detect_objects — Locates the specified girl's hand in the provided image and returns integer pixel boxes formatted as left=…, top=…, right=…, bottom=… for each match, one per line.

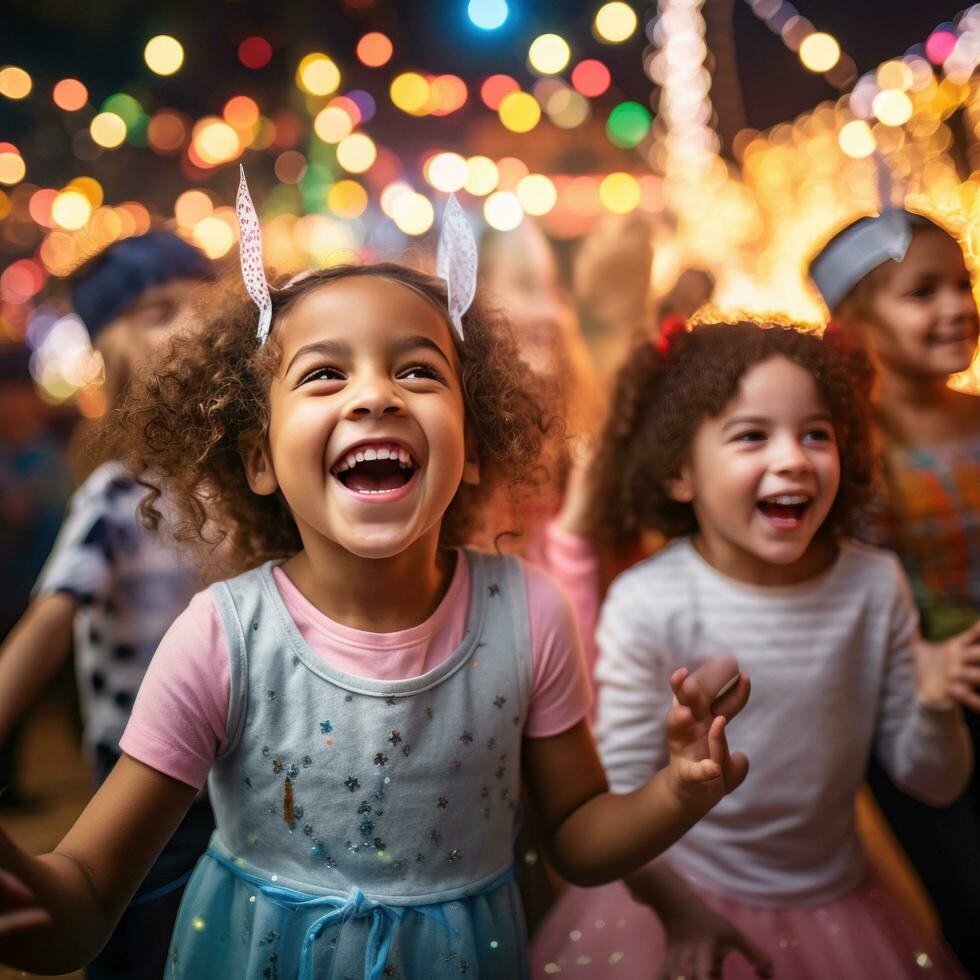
left=914, top=621, right=980, bottom=711
left=656, top=899, right=773, bottom=980
left=666, top=656, right=750, bottom=810
left=0, top=867, right=51, bottom=936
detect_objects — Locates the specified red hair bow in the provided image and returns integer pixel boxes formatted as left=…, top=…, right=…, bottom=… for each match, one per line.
left=655, top=314, right=688, bottom=355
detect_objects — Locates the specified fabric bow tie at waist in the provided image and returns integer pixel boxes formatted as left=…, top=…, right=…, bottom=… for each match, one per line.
left=206, top=848, right=453, bottom=980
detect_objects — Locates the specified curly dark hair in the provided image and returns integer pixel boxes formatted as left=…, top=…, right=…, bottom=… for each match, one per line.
left=590, top=320, right=876, bottom=544
left=112, top=263, right=557, bottom=574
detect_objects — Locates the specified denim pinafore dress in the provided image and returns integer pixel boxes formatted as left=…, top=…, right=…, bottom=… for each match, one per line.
left=167, top=550, right=533, bottom=979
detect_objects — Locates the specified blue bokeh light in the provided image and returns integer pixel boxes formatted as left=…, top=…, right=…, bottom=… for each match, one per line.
left=468, top=0, right=508, bottom=30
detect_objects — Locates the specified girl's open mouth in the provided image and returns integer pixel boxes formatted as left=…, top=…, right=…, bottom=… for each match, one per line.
left=331, top=444, right=418, bottom=496
left=756, top=494, right=810, bottom=530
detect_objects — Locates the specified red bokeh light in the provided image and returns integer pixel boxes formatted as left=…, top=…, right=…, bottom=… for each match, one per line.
left=481, top=74, right=519, bottom=110
left=571, top=60, right=611, bottom=98
left=239, top=36, right=272, bottom=70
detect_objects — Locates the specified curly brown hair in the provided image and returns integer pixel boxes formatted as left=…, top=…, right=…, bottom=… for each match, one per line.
left=112, top=263, right=557, bottom=574
left=590, top=320, right=875, bottom=544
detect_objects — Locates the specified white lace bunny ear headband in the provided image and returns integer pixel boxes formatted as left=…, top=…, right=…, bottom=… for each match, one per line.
left=236, top=165, right=478, bottom=344
left=808, top=152, right=933, bottom=311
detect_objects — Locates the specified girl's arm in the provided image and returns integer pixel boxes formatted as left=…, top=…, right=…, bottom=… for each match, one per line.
left=0, top=593, right=77, bottom=745
left=0, top=754, right=197, bottom=973
left=522, top=659, right=749, bottom=886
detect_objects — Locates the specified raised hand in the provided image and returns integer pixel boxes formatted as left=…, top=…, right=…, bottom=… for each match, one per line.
left=665, top=654, right=751, bottom=810
left=914, top=620, right=980, bottom=711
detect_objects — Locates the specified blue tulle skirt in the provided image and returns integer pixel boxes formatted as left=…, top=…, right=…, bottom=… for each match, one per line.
left=166, top=847, right=528, bottom=979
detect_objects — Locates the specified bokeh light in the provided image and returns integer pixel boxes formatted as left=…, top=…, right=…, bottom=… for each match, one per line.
left=571, top=60, right=611, bottom=98
left=390, top=72, right=429, bottom=115
left=427, top=152, right=468, bottom=192
left=144, top=36, right=184, bottom=76
left=357, top=32, right=393, bottom=67
left=224, top=95, right=260, bottom=129
left=546, top=87, right=590, bottom=128
left=468, top=0, right=508, bottom=30
left=594, top=3, right=638, bottom=44
left=599, top=172, right=641, bottom=213
left=925, top=30, right=957, bottom=66
left=297, top=54, right=341, bottom=96
left=313, top=105, right=354, bottom=143
left=606, top=101, right=652, bottom=148
left=51, top=190, right=93, bottom=230
left=481, top=75, right=520, bottom=110
left=90, top=112, right=127, bottom=148
left=175, top=189, right=213, bottom=229
left=838, top=119, right=876, bottom=157
left=0, top=152, right=26, bottom=186
left=516, top=174, right=557, bottom=215
left=147, top=111, right=187, bottom=153
left=239, top=36, right=272, bottom=69
left=499, top=91, right=541, bottom=132
left=336, top=133, right=377, bottom=173
left=428, top=75, right=468, bottom=115
left=52, top=79, right=87, bottom=112
left=799, top=33, right=841, bottom=73
left=69, top=176, right=103, bottom=209
left=528, top=34, right=571, bottom=76
left=877, top=60, right=913, bottom=92
left=872, top=89, right=913, bottom=126
left=484, top=191, right=523, bottom=230
left=464, top=156, right=499, bottom=196
left=193, top=118, right=241, bottom=164
left=274, top=150, right=308, bottom=184
left=328, top=180, right=368, bottom=219
left=192, top=216, right=235, bottom=258
left=391, top=192, right=434, bottom=235
left=0, top=67, right=32, bottom=100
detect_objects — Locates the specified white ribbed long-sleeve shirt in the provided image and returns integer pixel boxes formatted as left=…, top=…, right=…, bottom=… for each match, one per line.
left=595, top=537, right=973, bottom=905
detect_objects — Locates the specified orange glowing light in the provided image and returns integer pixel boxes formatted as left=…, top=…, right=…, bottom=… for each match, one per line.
left=357, top=32, right=393, bottom=68
left=223, top=95, right=260, bottom=129
left=52, top=78, right=88, bottom=112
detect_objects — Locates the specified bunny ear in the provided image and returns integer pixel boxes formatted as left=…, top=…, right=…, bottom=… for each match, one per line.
left=236, top=165, right=273, bottom=343
left=871, top=152, right=913, bottom=261
left=436, top=193, right=477, bottom=342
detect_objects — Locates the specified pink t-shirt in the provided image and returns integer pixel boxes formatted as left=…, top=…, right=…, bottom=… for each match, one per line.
left=120, top=552, right=592, bottom=789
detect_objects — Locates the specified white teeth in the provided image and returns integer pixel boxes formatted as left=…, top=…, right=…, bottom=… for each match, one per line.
left=766, top=494, right=808, bottom=505
left=363, top=448, right=378, bottom=461
left=346, top=454, right=357, bottom=470
left=332, top=444, right=417, bottom=475
left=355, top=451, right=365, bottom=463
left=377, top=448, right=390, bottom=460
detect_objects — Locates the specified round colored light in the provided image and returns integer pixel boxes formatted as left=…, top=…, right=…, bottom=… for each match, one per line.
left=328, top=180, right=368, bottom=219
left=528, top=34, right=571, bottom=76
left=194, top=119, right=240, bottom=164
left=481, top=74, right=520, bottom=110
left=224, top=95, right=260, bottom=129
left=174, top=189, right=213, bottom=229
left=599, top=172, right=641, bottom=213
left=0, top=152, right=25, bottom=186
left=546, top=88, right=590, bottom=128
left=925, top=30, right=957, bottom=66
left=428, top=75, right=468, bottom=115
left=571, top=60, right=611, bottom=98
left=357, top=32, right=393, bottom=67
left=297, top=54, right=341, bottom=96
left=516, top=174, right=557, bottom=216
left=346, top=90, right=377, bottom=124
left=239, top=36, right=272, bottom=70
left=102, top=93, right=143, bottom=128
left=838, top=119, right=876, bottom=158
left=799, top=32, right=840, bottom=73
left=468, top=0, right=508, bottom=30
left=499, top=91, right=540, bottom=133
left=29, top=188, right=57, bottom=226
left=594, top=2, right=638, bottom=44
left=390, top=72, right=430, bottom=115
left=51, top=190, right=92, bottom=230
left=872, top=89, right=913, bottom=127
left=52, top=78, right=88, bottom=112
left=0, top=67, right=32, bottom=100
left=68, top=176, right=103, bottom=208
left=495, top=156, right=529, bottom=190
left=147, top=111, right=187, bottom=153
left=464, top=156, right=499, bottom=196
left=336, top=133, right=377, bottom=173
left=193, top=217, right=235, bottom=259
left=274, top=150, right=307, bottom=184
left=391, top=192, right=435, bottom=236
left=484, top=191, right=523, bottom=231
left=427, top=152, right=468, bottom=193
left=876, top=60, right=913, bottom=92
left=606, top=101, right=651, bottom=148
left=90, top=112, right=127, bottom=148
left=144, top=36, right=184, bottom=76
left=313, top=105, right=353, bottom=143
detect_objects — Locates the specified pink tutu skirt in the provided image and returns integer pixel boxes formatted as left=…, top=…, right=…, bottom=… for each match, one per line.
left=532, top=869, right=966, bottom=979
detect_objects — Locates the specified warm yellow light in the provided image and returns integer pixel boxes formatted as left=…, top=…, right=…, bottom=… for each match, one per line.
left=464, top=156, right=499, bottom=196
left=336, top=133, right=377, bottom=173
left=144, top=36, right=184, bottom=76
left=0, top=66, right=32, bottom=100
left=838, top=119, right=876, bottom=158
left=297, top=54, right=341, bottom=96
left=327, top=180, right=368, bottom=219
left=390, top=72, right=430, bottom=115
left=484, top=191, right=523, bottom=230
left=547, top=88, right=590, bottom=129
left=175, top=189, right=213, bottom=229
left=194, top=119, right=240, bottom=164
left=499, top=91, right=541, bottom=133
left=798, top=33, right=840, bottom=73
left=313, top=106, right=353, bottom=144
left=873, top=89, right=913, bottom=127
left=594, top=3, right=638, bottom=44
left=427, top=152, right=468, bottom=193
left=68, top=176, right=104, bottom=209
left=599, top=172, right=641, bottom=213
left=0, top=152, right=25, bottom=186
left=391, top=192, right=435, bottom=235
left=528, top=34, right=571, bottom=76
left=877, top=60, right=913, bottom=92
left=516, top=174, right=557, bottom=216
left=193, top=217, right=235, bottom=258
left=51, top=190, right=93, bottom=230
left=380, top=181, right=412, bottom=217
left=90, top=112, right=127, bottom=148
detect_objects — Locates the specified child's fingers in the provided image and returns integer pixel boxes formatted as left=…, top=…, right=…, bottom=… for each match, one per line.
left=0, top=867, right=40, bottom=907
left=950, top=682, right=980, bottom=713
left=679, top=756, right=723, bottom=784
left=707, top=715, right=728, bottom=767
left=0, top=906, right=52, bottom=936
left=711, top=673, right=751, bottom=722
left=724, top=751, right=750, bottom=792
left=954, top=665, right=980, bottom=686
left=671, top=667, right=692, bottom=707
